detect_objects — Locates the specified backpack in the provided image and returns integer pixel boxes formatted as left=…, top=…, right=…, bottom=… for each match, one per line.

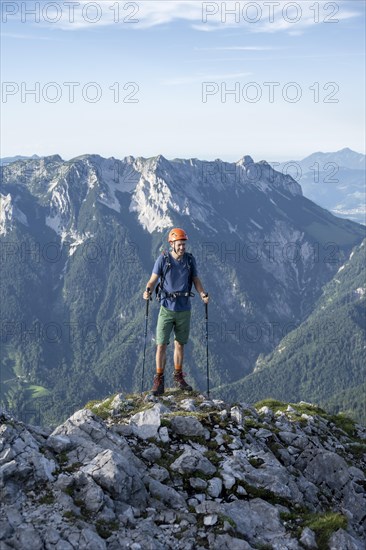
left=155, top=251, right=194, bottom=301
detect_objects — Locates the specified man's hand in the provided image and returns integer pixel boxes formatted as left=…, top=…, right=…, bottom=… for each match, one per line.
left=200, top=292, right=209, bottom=304
left=143, top=288, right=152, bottom=300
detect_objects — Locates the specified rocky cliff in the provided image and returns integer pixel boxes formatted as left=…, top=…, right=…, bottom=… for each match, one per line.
left=1, top=391, right=365, bottom=549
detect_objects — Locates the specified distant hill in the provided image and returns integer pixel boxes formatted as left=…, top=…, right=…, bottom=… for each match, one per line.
left=214, top=239, right=366, bottom=423
left=270, top=148, right=365, bottom=225
left=0, top=154, right=41, bottom=166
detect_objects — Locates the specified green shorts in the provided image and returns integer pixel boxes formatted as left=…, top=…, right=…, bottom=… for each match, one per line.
left=156, top=306, right=191, bottom=345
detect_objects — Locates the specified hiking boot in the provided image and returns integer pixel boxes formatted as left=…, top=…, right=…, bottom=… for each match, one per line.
left=151, top=374, right=165, bottom=396
left=174, top=371, right=193, bottom=391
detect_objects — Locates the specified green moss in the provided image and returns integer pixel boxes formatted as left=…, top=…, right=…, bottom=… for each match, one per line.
left=204, top=449, right=221, bottom=466
left=38, top=492, right=55, bottom=505
left=63, top=461, right=82, bottom=473
left=304, top=512, right=347, bottom=548
left=218, top=514, right=236, bottom=528
left=254, top=399, right=327, bottom=419
left=248, top=456, right=265, bottom=468
left=255, top=398, right=288, bottom=412
left=160, top=417, right=171, bottom=428
left=58, top=450, right=68, bottom=465
left=95, top=519, right=119, bottom=539
left=63, top=510, right=77, bottom=520
left=327, top=413, right=357, bottom=438
left=346, top=442, right=366, bottom=459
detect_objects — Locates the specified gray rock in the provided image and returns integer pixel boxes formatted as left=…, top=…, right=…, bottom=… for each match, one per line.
left=141, top=444, right=162, bottom=462
left=189, top=477, right=208, bottom=490
left=73, top=471, right=105, bottom=512
left=16, top=525, right=43, bottom=550
left=300, top=527, right=318, bottom=548
left=223, top=498, right=285, bottom=545
left=129, top=405, right=162, bottom=440
left=47, top=434, right=72, bottom=453
left=171, top=449, right=216, bottom=476
left=82, top=449, right=147, bottom=507
left=303, top=451, right=350, bottom=491
left=158, top=426, right=170, bottom=443
left=230, top=406, right=243, bottom=424
left=110, top=393, right=125, bottom=412
left=209, top=534, right=254, bottom=549
left=207, top=477, right=223, bottom=498
left=180, top=399, right=197, bottom=412
left=328, top=529, right=365, bottom=550
left=170, top=416, right=206, bottom=437
left=204, top=514, right=218, bottom=525
left=78, top=528, right=107, bottom=550
left=149, top=464, right=170, bottom=482
left=148, top=479, right=187, bottom=510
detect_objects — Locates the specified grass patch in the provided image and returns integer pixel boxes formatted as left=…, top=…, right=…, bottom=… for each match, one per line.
left=38, top=492, right=55, bottom=505
left=345, top=442, right=366, bottom=459
left=304, top=512, right=347, bottom=548
left=95, top=519, right=119, bottom=539
left=327, top=413, right=357, bottom=438
left=28, top=385, right=50, bottom=398
left=255, top=399, right=288, bottom=412
left=204, top=449, right=221, bottom=466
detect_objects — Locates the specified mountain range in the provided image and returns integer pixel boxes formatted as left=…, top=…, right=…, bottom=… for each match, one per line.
left=0, top=152, right=365, bottom=426
left=270, top=148, right=365, bottom=225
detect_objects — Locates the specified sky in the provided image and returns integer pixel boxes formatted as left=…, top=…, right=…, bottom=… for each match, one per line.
left=1, top=0, right=365, bottom=162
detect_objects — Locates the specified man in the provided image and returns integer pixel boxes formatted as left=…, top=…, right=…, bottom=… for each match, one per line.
left=143, top=228, right=209, bottom=396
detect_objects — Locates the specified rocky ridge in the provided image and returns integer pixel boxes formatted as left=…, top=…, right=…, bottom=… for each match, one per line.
left=1, top=392, right=365, bottom=549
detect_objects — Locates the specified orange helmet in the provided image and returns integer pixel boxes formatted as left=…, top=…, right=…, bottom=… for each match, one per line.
left=168, top=228, right=188, bottom=242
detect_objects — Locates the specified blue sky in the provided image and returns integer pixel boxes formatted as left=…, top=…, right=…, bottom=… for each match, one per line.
left=1, top=0, right=365, bottom=161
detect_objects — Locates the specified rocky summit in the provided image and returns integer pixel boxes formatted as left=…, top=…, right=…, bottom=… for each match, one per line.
left=0, top=391, right=365, bottom=550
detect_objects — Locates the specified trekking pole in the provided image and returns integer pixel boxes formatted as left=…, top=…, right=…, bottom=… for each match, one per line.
left=204, top=298, right=210, bottom=398
left=141, top=288, right=151, bottom=394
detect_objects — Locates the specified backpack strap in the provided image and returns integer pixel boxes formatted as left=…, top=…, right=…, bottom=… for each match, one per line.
left=155, top=252, right=171, bottom=301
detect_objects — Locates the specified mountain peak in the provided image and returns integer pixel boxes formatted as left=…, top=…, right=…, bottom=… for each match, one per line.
left=238, top=155, right=254, bottom=165
left=1, top=393, right=365, bottom=549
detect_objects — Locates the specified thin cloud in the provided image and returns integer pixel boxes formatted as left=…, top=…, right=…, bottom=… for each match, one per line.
left=162, top=71, right=252, bottom=86
left=195, top=46, right=276, bottom=51
left=1, top=33, right=51, bottom=40
left=20, top=1, right=362, bottom=33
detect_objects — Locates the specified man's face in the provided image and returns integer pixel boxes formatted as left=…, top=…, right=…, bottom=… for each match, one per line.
left=173, top=240, right=186, bottom=257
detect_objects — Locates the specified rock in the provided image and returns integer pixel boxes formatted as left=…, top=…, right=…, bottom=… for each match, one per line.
left=82, top=449, right=147, bottom=507
left=303, top=451, right=350, bottom=491
left=141, top=444, right=162, bottom=462
left=110, top=393, right=125, bottom=412
left=300, top=527, right=318, bottom=548
left=129, top=405, right=162, bottom=440
left=230, top=407, right=243, bottom=424
left=328, top=529, right=365, bottom=550
left=204, top=514, right=218, bottom=525
left=180, top=399, right=197, bottom=412
left=148, top=479, right=187, bottom=510
left=158, top=426, right=170, bottom=443
left=189, top=477, right=208, bottom=490
left=210, top=534, right=254, bottom=549
left=149, top=465, right=170, bottom=482
left=170, top=416, right=206, bottom=437
left=207, top=477, right=223, bottom=498
left=15, top=525, right=43, bottom=550
left=170, top=449, right=216, bottom=476
left=47, top=434, right=72, bottom=453
left=223, top=498, right=285, bottom=545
